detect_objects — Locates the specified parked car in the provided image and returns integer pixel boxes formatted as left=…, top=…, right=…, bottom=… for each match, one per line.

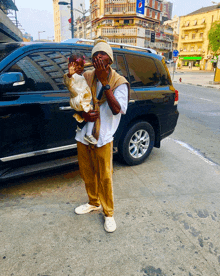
left=165, top=59, right=174, bottom=64
left=0, top=40, right=179, bottom=180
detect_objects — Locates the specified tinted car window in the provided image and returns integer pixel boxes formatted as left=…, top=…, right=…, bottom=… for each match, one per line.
left=0, top=43, right=22, bottom=62
left=154, top=58, right=171, bottom=85
left=125, top=54, right=159, bottom=87
left=116, top=55, right=129, bottom=81
left=6, top=50, right=92, bottom=92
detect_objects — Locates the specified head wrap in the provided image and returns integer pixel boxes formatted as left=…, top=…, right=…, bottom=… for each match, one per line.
left=91, top=39, right=114, bottom=64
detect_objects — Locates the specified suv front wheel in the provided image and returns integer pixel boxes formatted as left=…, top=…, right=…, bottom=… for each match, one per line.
left=118, top=121, right=155, bottom=166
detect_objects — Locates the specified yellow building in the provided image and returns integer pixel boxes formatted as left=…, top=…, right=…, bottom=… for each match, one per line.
left=178, top=5, right=220, bottom=71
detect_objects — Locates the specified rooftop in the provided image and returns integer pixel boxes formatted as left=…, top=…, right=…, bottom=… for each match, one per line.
left=187, top=4, right=220, bottom=16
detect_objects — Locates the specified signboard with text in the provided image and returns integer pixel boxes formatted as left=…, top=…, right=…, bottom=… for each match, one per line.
left=136, top=0, right=145, bottom=15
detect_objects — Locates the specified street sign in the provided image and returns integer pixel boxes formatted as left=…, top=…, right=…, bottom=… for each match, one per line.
left=173, top=50, right=179, bottom=57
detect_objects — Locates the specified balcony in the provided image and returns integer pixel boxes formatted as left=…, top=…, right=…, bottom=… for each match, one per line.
left=101, top=27, right=137, bottom=36
left=181, top=24, right=206, bottom=30
left=182, top=38, right=204, bottom=43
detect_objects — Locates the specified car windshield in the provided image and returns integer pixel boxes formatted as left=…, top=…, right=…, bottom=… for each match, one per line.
left=0, top=43, right=22, bottom=62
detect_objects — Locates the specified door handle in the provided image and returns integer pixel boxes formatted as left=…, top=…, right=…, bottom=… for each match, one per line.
left=59, top=106, right=72, bottom=111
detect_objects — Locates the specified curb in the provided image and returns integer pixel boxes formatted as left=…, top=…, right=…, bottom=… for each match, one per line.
left=173, top=81, right=220, bottom=89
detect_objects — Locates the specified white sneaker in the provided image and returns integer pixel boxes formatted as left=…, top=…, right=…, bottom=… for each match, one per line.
left=104, top=216, right=116, bottom=233
left=84, top=134, right=98, bottom=145
left=75, top=203, right=101, bottom=215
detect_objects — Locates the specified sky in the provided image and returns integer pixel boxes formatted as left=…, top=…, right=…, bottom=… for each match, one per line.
left=15, top=0, right=217, bottom=40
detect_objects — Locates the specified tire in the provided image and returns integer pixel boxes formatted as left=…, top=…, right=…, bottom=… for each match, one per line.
left=118, top=121, right=155, bottom=166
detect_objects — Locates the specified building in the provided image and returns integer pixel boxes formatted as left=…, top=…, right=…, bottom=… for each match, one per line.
left=91, top=0, right=163, bottom=48
left=52, top=0, right=174, bottom=54
left=163, top=15, right=180, bottom=51
left=74, top=16, right=92, bottom=39
left=164, top=15, right=180, bottom=35
left=90, top=0, right=174, bottom=54
left=163, top=1, right=172, bottom=20
left=53, top=0, right=86, bottom=42
left=178, top=5, right=220, bottom=70
left=23, top=32, right=33, bottom=42
left=0, top=0, right=23, bottom=43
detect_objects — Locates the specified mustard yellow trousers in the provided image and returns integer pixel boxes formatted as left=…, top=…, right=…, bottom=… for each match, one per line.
left=77, top=141, right=114, bottom=217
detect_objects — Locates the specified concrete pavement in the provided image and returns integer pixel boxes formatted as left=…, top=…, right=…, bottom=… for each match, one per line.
left=168, top=67, right=220, bottom=90
left=0, top=137, right=220, bottom=276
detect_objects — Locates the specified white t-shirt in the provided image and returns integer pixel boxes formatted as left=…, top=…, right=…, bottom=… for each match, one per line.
left=75, top=81, right=128, bottom=147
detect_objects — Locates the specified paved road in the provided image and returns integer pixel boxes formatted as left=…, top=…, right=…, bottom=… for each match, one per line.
left=1, top=82, right=220, bottom=276
left=171, top=83, right=220, bottom=166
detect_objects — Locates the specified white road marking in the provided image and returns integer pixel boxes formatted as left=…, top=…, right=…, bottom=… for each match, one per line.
left=168, top=138, right=218, bottom=166
left=180, top=93, right=215, bottom=103
left=199, top=98, right=213, bottom=102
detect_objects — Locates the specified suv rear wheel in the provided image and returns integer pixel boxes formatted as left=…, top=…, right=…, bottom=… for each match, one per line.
left=118, top=121, right=155, bottom=166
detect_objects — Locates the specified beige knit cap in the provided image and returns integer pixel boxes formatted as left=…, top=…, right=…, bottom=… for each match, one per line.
left=91, top=39, right=114, bottom=64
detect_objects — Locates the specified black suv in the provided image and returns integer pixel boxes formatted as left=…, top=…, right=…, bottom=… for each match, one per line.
left=0, top=41, right=179, bottom=180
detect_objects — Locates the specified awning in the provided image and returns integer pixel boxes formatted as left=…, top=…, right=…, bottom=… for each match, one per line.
left=179, top=56, right=202, bottom=60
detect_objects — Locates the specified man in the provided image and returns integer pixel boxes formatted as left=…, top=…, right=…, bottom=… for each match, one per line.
left=68, top=39, right=129, bottom=232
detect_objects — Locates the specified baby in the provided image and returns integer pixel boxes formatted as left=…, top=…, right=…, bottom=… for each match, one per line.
left=64, top=54, right=97, bottom=145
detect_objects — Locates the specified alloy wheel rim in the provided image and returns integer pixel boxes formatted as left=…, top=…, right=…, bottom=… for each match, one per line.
left=129, top=129, right=150, bottom=159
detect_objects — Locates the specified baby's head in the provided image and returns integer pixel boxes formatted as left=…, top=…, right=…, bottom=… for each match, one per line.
left=68, top=54, right=85, bottom=75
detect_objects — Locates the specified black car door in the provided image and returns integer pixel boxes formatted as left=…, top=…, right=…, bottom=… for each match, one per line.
left=0, top=48, right=91, bottom=162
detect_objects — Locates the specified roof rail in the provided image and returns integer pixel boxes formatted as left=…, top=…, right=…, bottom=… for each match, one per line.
left=76, top=38, right=157, bottom=54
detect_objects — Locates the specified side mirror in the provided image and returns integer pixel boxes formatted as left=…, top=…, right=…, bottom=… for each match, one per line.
left=0, top=72, right=26, bottom=94
left=0, top=72, right=25, bottom=86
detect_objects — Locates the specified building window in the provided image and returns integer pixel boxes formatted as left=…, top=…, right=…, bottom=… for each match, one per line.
left=152, top=0, right=155, bottom=8
left=200, top=33, right=203, bottom=38
left=192, top=34, right=195, bottom=39
left=155, top=12, right=157, bottom=19
left=145, top=29, right=150, bottom=36
left=194, top=20, right=197, bottom=26
left=191, top=47, right=194, bottom=52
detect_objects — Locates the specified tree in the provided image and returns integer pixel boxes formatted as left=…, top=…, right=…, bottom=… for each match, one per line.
left=208, top=21, right=220, bottom=54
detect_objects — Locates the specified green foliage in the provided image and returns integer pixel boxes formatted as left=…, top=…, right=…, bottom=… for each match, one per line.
left=208, top=21, right=220, bottom=54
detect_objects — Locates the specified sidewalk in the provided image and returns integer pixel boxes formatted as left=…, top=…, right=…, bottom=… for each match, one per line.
left=1, top=138, right=220, bottom=275
left=168, top=68, right=220, bottom=89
